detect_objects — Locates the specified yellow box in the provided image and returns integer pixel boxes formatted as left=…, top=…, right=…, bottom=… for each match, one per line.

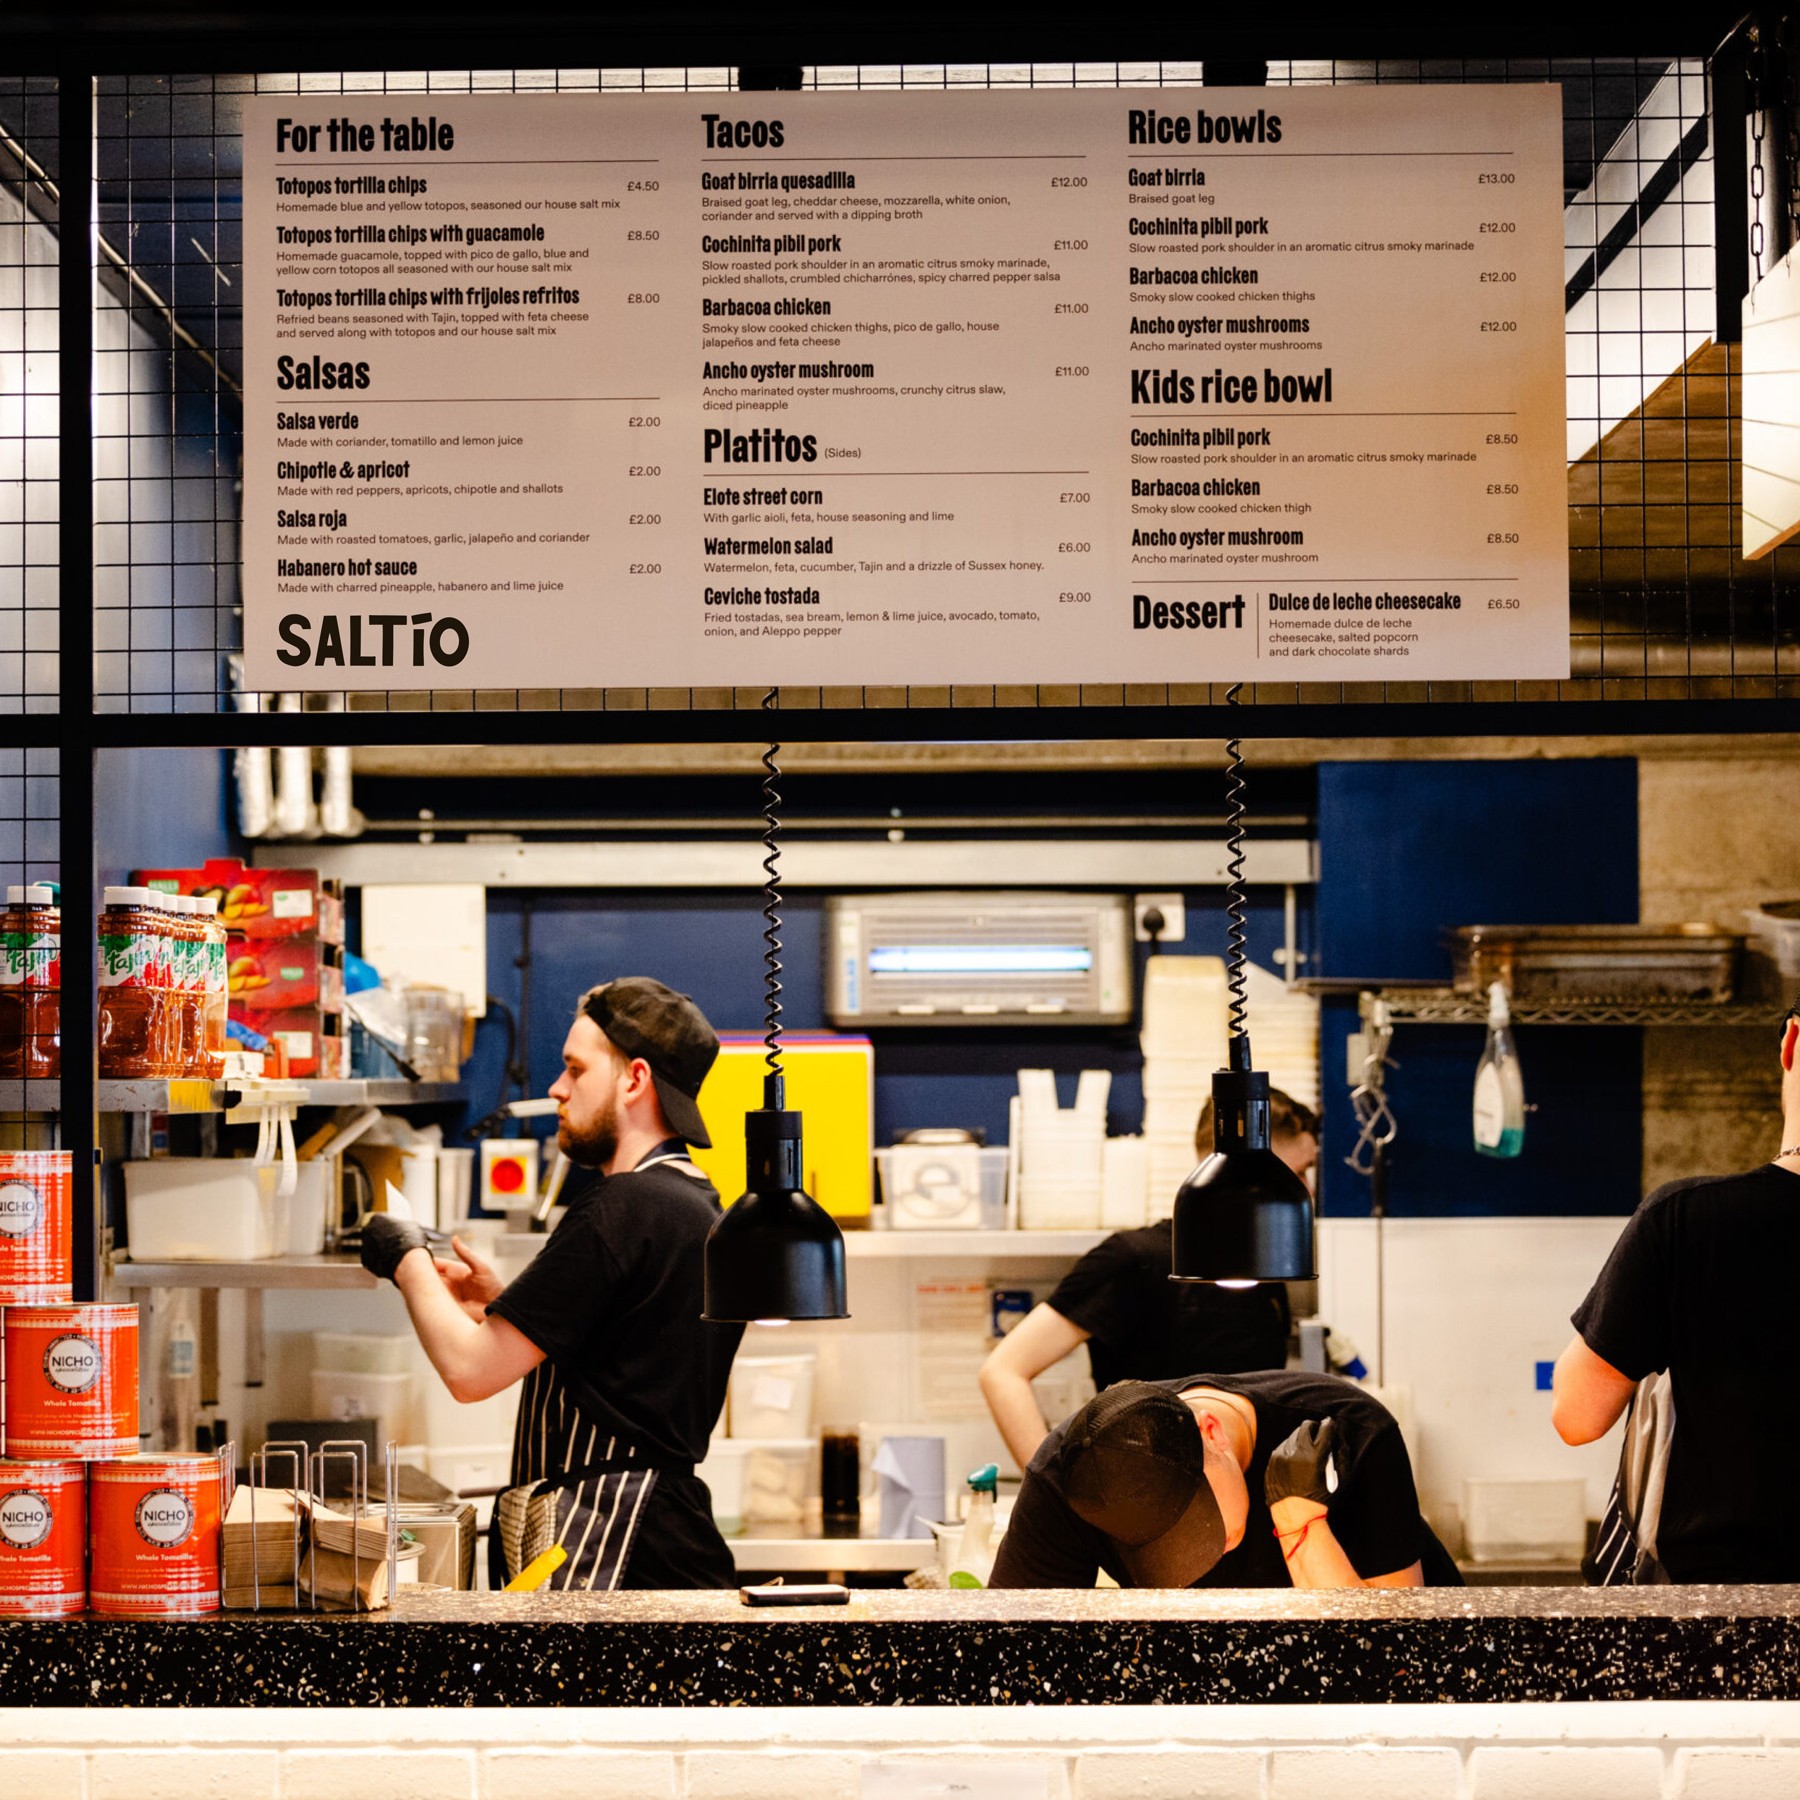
left=690, top=1034, right=874, bottom=1221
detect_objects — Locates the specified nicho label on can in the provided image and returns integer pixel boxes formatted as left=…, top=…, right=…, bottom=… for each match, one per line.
left=0, top=1489, right=54, bottom=1550
left=42, top=1335, right=102, bottom=1394
left=0, top=1180, right=42, bottom=1239
left=134, top=1490, right=195, bottom=1549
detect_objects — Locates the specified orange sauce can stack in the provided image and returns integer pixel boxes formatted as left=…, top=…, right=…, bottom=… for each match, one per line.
left=89, top=1455, right=222, bottom=1616
left=0, top=1459, right=85, bottom=1616
left=0, top=1150, right=72, bottom=1305
left=1, top=1303, right=139, bottom=1460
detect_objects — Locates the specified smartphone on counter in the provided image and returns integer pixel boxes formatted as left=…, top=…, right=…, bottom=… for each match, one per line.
left=738, top=1582, right=851, bottom=1606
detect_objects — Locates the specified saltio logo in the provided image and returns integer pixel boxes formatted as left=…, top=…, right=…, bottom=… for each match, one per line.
left=135, top=1489, right=194, bottom=1549
left=0, top=1489, right=53, bottom=1550
left=43, top=1334, right=101, bottom=1393
left=0, top=1180, right=42, bottom=1238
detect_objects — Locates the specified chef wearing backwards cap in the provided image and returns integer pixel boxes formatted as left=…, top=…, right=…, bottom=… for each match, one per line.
left=989, top=1372, right=1462, bottom=1589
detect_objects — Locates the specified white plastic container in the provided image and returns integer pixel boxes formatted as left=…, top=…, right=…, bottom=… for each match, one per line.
left=876, top=1145, right=1008, bottom=1230
left=123, top=1159, right=280, bottom=1262
left=312, top=1330, right=413, bottom=1375
left=310, top=1368, right=414, bottom=1445
left=728, top=1352, right=816, bottom=1439
left=697, top=1438, right=753, bottom=1536
left=1100, top=1137, right=1150, bottom=1230
left=740, top=1437, right=817, bottom=1525
left=282, top=1162, right=331, bottom=1257
left=1462, top=1476, right=1587, bottom=1563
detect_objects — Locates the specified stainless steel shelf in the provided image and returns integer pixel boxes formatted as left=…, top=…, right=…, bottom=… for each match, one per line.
left=1368, top=990, right=1776, bottom=1027
left=108, top=1253, right=377, bottom=1291
left=0, top=1078, right=465, bottom=1115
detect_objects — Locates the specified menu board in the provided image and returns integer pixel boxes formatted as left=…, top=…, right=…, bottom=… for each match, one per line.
left=242, top=87, right=1568, bottom=689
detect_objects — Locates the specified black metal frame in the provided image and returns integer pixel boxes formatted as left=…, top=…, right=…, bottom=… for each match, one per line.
left=4, top=12, right=1796, bottom=1296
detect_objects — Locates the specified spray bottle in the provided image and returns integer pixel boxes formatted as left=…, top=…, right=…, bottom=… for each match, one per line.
left=1472, top=980, right=1526, bottom=1159
left=948, top=1463, right=1000, bottom=1589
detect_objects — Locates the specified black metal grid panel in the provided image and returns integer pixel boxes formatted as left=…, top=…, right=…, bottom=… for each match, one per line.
left=0, top=76, right=60, bottom=717
left=0, top=745, right=60, bottom=1136
left=48, top=57, right=1797, bottom=714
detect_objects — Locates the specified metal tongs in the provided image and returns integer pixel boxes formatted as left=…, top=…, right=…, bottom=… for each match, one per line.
left=1345, top=993, right=1398, bottom=1176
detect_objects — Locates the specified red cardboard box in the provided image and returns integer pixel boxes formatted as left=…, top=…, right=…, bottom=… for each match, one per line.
left=242, top=1006, right=345, bottom=1079
left=226, top=935, right=344, bottom=1012
left=136, top=859, right=344, bottom=943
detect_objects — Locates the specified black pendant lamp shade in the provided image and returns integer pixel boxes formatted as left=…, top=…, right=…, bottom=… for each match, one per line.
left=1171, top=1060, right=1316, bottom=1282
left=701, top=699, right=849, bottom=1325
left=703, top=1073, right=849, bottom=1322
left=1171, top=693, right=1315, bottom=1285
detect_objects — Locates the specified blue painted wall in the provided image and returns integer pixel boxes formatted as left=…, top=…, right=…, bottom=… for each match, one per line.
left=455, top=885, right=1300, bottom=1161
left=1314, top=759, right=1641, bottom=1219
left=95, top=747, right=236, bottom=888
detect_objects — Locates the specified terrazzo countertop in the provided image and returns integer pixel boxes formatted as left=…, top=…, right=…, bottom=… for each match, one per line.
left=4, top=1586, right=1800, bottom=1706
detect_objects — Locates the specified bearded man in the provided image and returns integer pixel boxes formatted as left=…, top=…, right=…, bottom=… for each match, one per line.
left=360, top=978, right=743, bottom=1590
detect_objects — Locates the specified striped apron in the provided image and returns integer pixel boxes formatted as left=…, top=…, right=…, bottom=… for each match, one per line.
left=494, top=1149, right=707, bottom=1593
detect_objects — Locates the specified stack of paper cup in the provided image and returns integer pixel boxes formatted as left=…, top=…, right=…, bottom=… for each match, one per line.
left=1016, top=1068, right=1108, bottom=1229
left=1242, top=962, right=1321, bottom=1114
left=1140, top=957, right=1229, bottom=1216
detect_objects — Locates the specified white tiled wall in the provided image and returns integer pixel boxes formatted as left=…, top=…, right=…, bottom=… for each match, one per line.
left=8, top=1701, right=1800, bottom=1799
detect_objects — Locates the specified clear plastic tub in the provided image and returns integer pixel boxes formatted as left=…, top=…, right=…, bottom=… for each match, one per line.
left=728, top=1352, right=816, bottom=1438
left=123, top=1160, right=280, bottom=1262
left=738, top=1438, right=816, bottom=1525
left=1462, top=1476, right=1587, bottom=1563
left=875, top=1145, right=1008, bottom=1230
left=309, top=1369, right=414, bottom=1445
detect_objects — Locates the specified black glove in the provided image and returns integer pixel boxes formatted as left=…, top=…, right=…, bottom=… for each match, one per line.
left=1264, top=1418, right=1340, bottom=1508
left=359, top=1213, right=431, bottom=1282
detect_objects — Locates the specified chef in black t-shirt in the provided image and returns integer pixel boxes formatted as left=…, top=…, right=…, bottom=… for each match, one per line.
left=1551, top=995, right=1800, bottom=1582
left=989, top=1371, right=1461, bottom=1589
left=979, top=1090, right=1318, bottom=1471
left=360, top=977, right=744, bottom=1591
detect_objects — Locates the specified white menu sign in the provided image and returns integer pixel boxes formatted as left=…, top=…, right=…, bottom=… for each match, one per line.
left=242, top=87, right=1569, bottom=688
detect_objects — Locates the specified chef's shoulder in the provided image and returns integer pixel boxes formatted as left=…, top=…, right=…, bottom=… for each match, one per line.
left=589, top=1158, right=724, bottom=1255
left=1207, top=1367, right=1401, bottom=1431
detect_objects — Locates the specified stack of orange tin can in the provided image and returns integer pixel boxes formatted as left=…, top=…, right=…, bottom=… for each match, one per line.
left=0, top=1150, right=222, bottom=1617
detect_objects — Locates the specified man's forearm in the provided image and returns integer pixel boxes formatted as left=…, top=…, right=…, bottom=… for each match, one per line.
left=1272, top=1500, right=1361, bottom=1587
left=1268, top=1497, right=1417, bottom=1589
left=393, top=1248, right=529, bottom=1402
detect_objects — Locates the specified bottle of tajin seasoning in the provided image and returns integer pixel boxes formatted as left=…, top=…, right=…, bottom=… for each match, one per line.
left=97, top=887, right=165, bottom=1080
left=146, top=892, right=181, bottom=1077
left=170, top=895, right=206, bottom=1078
left=197, top=895, right=228, bottom=1080
left=0, top=884, right=59, bottom=1080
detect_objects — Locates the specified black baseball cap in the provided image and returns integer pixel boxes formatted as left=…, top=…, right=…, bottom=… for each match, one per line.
left=1045, top=1381, right=1227, bottom=1587
left=579, top=978, right=719, bottom=1149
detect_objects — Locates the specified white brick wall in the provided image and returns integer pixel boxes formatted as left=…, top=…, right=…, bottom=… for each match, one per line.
left=1467, top=1745, right=1666, bottom=1800
left=1074, top=1748, right=1264, bottom=1800
left=7, top=1701, right=1800, bottom=1796
left=1269, top=1747, right=1464, bottom=1800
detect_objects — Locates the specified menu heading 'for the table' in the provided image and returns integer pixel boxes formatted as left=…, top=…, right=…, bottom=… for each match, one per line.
left=242, top=86, right=1570, bottom=690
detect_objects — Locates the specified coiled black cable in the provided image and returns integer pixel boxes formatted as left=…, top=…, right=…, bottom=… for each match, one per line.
left=1223, top=680, right=1251, bottom=1072
left=761, top=687, right=784, bottom=1098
